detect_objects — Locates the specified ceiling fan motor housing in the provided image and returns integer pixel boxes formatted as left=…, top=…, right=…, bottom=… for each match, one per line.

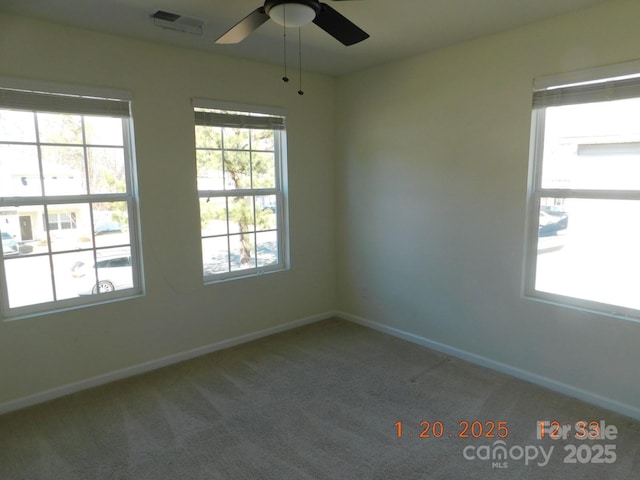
left=215, top=0, right=368, bottom=47
left=265, top=0, right=321, bottom=23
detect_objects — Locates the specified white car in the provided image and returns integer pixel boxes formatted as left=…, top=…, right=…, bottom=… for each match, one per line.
left=2, top=231, right=19, bottom=256
left=71, top=251, right=133, bottom=295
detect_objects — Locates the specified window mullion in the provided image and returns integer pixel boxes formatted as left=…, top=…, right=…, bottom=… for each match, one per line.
left=81, top=116, right=91, bottom=196
left=1, top=193, right=130, bottom=208
left=225, top=197, right=232, bottom=272
left=274, top=131, right=283, bottom=191
left=252, top=197, right=258, bottom=267
left=199, top=188, right=275, bottom=198
left=537, top=189, right=640, bottom=200
left=41, top=204, right=59, bottom=301
left=33, top=112, right=46, bottom=200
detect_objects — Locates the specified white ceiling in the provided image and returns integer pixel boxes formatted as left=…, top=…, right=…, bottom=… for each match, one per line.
left=0, top=0, right=610, bottom=76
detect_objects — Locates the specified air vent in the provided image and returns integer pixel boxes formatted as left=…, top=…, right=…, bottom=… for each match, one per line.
left=151, top=10, right=204, bottom=36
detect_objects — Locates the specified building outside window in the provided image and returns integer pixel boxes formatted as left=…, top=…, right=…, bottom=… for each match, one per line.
left=47, top=212, right=77, bottom=231
left=0, top=81, right=143, bottom=317
left=526, top=64, right=640, bottom=319
left=193, top=101, right=289, bottom=282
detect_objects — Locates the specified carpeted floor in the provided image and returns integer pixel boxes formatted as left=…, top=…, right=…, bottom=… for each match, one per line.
left=1, top=318, right=638, bottom=479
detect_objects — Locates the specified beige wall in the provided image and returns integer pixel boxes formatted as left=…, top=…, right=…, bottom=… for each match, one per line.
left=336, top=0, right=640, bottom=414
left=0, top=13, right=336, bottom=405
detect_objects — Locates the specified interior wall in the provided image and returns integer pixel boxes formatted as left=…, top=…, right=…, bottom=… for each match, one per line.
left=0, top=13, right=336, bottom=406
left=335, top=0, right=640, bottom=414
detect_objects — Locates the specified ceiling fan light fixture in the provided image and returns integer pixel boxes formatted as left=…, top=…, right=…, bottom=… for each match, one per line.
left=269, top=3, right=316, bottom=28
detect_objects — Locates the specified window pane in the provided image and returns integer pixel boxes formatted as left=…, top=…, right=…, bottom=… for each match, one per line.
left=37, top=112, right=83, bottom=144
left=223, top=127, right=249, bottom=150
left=53, top=251, right=88, bottom=300
left=228, top=196, right=254, bottom=233
left=251, top=129, right=274, bottom=151
left=95, top=247, right=132, bottom=294
left=69, top=247, right=133, bottom=295
left=0, top=205, right=49, bottom=256
left=255, top=195, right=277, bottom=231
left=535, top=198, right=640, bottom=311
left=542, top=98, right=640, bottom=190
left=257, top=231, right=278, bottom=267
left=0, top=110, right=35, bottom=142
left=0, top=145, right=42, bottom=196
left=229, top=233, right=256, bottom=271
left=196, top=150, right=224, bottom=191
left=47, top=204, right=82, bottom=252
left=224, top=151, right=251, bottom=189
left=41, top=146, right=87, bottom=195
left=87, top=147, right=126, bottom=194
left=4, top=255, right=54, bottom=308
left=202, top=236, right=229, bottom=275
left=68, top=250, right=97, bottom=295
left=252, top=152, right=275, bottom=188
left=195, top=125, right=222, bottom=149
left=84, top=116, right=123, bottom=146
left=200, top=198, right=228, bottom=236
left=93, top=201, right=130, bottom=248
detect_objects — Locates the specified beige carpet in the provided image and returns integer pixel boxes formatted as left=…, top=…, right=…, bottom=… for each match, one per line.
left=1, top=318, right=638, bottom=479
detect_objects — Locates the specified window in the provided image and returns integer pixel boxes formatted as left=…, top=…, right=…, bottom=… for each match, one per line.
left=0, top=81, right=142, bottom=317
left=47, top=212, right=77, bottom=231
left=525, top=64, right=640, bottom=319
left=193, top=101, right=288, bottom=282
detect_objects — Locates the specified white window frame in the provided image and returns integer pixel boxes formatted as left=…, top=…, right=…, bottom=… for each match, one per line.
left=193, top=99, right=289, bottom=283
left=524, top=60, right=640, bottom=321
left=0, top=78, right=143, bottom=319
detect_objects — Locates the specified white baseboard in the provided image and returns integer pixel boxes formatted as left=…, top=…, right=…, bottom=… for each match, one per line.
left=337, top=311, right=640, bottom=421
left=6, top=310, right=637, bottom=422
left=0, top=311, right=335, bottom=416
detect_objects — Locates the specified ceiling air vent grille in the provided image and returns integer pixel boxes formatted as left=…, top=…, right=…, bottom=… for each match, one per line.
left=151, top=10, right=204, bottom=36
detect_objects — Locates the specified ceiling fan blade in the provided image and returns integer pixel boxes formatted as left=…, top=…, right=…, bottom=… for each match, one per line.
left=313, top=3, right=369, bottom=46
left=215, top=7, right=270, bottom=44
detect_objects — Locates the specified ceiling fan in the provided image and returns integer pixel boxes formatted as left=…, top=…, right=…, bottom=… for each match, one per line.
left=215, top=0, right=369, bottom=46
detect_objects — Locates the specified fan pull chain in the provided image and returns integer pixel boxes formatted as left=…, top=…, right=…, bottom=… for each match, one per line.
left=282, top=5, right=289, bottom=82
left=298, top=27, right=304, bottom=95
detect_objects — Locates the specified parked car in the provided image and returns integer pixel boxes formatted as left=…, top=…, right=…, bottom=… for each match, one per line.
left=539, top=209, right=569, bottom=236
left=1, top=231, right=19, bottom=256
left=94, top=222, right=122, bottom=235
left=71, top=251, right=133, bottom=294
